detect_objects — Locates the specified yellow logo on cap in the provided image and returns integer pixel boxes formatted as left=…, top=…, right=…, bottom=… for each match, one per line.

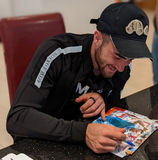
left=125, top=19, right=148, bottom=36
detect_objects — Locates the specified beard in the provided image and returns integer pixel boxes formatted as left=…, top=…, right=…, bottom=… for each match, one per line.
left=94, top=46, right=116, bottom=79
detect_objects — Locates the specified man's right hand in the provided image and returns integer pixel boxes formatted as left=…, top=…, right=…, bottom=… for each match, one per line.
left=86, top=123, right=126, bottom=154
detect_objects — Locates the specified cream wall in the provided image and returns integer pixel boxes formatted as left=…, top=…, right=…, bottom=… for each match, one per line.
left=0, top=0, right=114, bottom=34
left=0, top=0, right=12, bottom=18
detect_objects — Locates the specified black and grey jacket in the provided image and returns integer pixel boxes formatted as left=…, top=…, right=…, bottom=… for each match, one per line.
left=7, top=33, right=130, bottom=144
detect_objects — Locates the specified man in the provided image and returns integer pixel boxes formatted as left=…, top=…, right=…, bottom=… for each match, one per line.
left=7, top=2, right=153, bottom=154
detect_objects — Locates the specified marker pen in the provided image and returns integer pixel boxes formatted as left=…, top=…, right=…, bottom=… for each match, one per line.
left=124, top=139, right=135, bottom=146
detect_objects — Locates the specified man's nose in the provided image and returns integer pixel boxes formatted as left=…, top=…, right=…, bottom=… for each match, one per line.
left=116, top=63, right=125, bottom=72
left=116, top=59, right=131, bottom=72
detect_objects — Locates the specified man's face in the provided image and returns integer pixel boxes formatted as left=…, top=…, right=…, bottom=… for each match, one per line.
left=94, top=40, right=131, bottom=78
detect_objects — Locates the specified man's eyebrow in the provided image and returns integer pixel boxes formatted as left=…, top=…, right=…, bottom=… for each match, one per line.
left=114, top=52, right=126, bottom=59
left=114, top=52, right=133, bottom=60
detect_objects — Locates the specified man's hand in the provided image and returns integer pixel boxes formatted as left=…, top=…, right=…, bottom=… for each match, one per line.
left=75, top=93, right=105, bottom=121
left=86, top=123, right=126, bottom=153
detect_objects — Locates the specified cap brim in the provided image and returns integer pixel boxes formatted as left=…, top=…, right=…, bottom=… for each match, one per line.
left=111, top=36, right=153, bottom=61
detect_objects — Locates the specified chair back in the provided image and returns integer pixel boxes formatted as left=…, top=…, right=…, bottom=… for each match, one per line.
left=0, top=13, right=65, bottom=104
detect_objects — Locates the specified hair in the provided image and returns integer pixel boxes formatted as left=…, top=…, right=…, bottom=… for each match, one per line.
left=100, top=32, right=111, bottom=47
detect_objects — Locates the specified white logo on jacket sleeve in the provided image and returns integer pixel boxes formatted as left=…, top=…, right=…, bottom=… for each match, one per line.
left=35, top=46, right=82, bottom=88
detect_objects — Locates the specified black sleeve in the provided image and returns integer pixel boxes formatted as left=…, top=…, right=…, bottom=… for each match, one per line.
left=7, top=39, right=88, bottom=144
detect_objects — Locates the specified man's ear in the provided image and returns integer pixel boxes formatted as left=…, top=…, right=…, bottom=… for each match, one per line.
left=93, top=30, right=103, bottom=48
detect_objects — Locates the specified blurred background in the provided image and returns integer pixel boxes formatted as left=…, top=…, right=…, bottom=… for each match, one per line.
left=0, top=0, right=156, bottom=149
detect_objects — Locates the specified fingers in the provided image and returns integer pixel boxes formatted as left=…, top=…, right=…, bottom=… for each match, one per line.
left=97, top=139, right=122, bottom=153
left=75, top=94, right=88, bottom=103
left=89, top=97, right=96, bottom=104
left=86, top=123, right=126, bottom=154
left=105, top=125, right=126, bottom=140
left=108, top=129, right=126, bottom=141
left=100, top=108, right=106, bottom=121
left=76, top=93, right=106, bottom=119
left=91, top=139, right=121, bottom=154
left=76, top=92, right=101, bottom=107
left=81, top=99, right=105, bottom=118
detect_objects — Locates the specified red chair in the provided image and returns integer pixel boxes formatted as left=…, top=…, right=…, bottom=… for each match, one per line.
left=0, top=13, right=66, bottom=104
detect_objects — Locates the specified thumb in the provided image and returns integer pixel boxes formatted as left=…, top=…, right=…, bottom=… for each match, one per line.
left=75, top=96, right=83, bottom=103
left=75, top=94, right=87, bottom=103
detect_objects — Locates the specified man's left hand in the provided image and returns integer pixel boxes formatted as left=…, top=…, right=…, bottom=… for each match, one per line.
left=75, top=93, right=105, bottom=121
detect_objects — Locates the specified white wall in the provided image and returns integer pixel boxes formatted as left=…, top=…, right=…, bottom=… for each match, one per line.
left=0, top=0, right=12, bottom=18
left=42, top=0, right=113, bottom=33
left=0, top=0, right=114, bottom=34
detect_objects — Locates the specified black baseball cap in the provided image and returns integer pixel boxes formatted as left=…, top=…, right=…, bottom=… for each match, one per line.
left=90, top=2, right=153, bottom=60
